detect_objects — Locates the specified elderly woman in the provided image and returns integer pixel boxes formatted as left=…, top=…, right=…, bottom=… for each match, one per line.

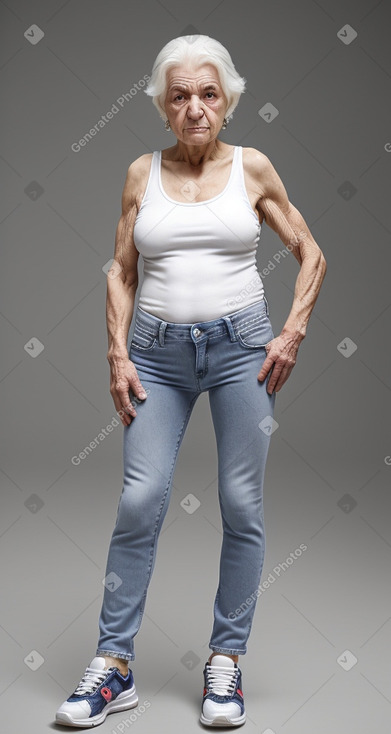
left=56, top=35, right=326, bottom=729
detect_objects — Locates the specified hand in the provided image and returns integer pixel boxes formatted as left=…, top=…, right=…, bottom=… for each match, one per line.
left=108, top=353, right=148, bottom=426
left=257, top=331, right=301, bottom=394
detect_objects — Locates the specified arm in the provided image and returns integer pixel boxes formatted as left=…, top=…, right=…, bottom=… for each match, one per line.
left=106, top=157, right=149, bottom=425
left=252, top=151, right=327, bottom=394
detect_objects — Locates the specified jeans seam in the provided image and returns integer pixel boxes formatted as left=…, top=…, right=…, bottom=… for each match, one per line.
left=235, top=313, right=267, bottom=331
left=134, top=324, right=156, bottom=336
left=131, top=341, right=157, bottom=351
left=95, top=649, right=133, bottom=661
left=209, top=646, right=247, bottom=655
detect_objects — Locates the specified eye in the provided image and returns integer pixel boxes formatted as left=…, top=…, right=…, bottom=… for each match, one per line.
left=205, top=92, right=215, bottom=98
left=174, top=94, right=184, bottom=101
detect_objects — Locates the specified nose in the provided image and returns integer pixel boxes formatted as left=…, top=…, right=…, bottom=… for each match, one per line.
left=187, top=95, right=205, bottom=120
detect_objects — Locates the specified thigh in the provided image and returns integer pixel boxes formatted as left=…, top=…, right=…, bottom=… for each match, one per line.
left=208, top=347, right=276, bottom=495
left=121, top=378, right=199, bottom=509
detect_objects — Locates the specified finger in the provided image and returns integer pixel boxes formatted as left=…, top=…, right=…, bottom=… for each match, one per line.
left=266, top=362, right=285, bottom=394
left=257, top=355, right=275, bottom=381
left=129, top=372, right=148, bottom=400
left=122, top=399, right=137, bottom=418
left=269, top=364, right=292, bottom=394
left=112, top=395, right=132, bottom=426
left=114, top=389, right=138, bottom=425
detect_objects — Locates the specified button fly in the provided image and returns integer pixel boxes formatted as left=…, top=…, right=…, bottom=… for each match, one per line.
left=193, top=327, right=202, bottom=337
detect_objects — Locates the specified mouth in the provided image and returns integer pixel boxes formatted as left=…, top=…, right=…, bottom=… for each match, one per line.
left=186, top=127, right=209, bottom=131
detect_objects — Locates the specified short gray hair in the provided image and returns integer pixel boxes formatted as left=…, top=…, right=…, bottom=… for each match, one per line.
left=144, top=35, right=246, bottom=122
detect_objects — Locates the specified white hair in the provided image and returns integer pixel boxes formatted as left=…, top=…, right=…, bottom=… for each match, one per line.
left=144, top=34, right=247, bottom=122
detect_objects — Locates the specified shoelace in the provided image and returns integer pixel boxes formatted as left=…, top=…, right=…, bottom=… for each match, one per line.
left=206, top=664, right=238, bottom=696
left=73, top=666, right=114, bottom=696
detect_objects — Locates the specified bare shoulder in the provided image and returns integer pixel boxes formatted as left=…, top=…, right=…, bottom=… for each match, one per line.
left=243, top=148, right=274, bottom=190
left=242, top=146, right=290, bottom=212
left=122, top=153, right=153, bottom=212
left=242, top=146, right=269, bottom=169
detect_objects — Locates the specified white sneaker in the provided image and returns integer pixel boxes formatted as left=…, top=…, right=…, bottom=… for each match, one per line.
left=55, top=656, right=138, bottom=728
left=200, top=654, right=246, bottom=727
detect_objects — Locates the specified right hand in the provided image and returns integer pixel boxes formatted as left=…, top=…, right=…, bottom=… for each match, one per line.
left=109, top=354, right=148, bottom=426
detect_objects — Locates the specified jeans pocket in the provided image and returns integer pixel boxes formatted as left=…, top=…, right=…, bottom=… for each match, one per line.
left=235, top=311, right=275, bottom=349
left=130, top=319, right=158, bottom=351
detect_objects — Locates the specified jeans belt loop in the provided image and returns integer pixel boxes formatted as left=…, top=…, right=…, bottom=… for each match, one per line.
left=158, top=320, right=167, bottom=346
left=264, top=295, right=270, bottom=316
left=222, top=315, right=237, bottom=342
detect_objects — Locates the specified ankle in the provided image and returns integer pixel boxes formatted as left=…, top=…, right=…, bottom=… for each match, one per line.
left=209, top=652, right=239, bottom=664
left=102, top=655, right=128, bottom=675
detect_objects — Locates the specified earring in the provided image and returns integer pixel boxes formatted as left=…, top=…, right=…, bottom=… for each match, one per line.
left=221, top=117, right=228, bottom=130
left=164, top=119, right=171, bottom=131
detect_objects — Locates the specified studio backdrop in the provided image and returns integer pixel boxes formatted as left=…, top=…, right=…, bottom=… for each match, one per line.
left=1, top=1, right=390, bottom=732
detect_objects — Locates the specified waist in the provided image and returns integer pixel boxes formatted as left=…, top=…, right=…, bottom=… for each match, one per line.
left=133, top=296, right=270, bottom=342
left=137, top=262, right=265, bottom=322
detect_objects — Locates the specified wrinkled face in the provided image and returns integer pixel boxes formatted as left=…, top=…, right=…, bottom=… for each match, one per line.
left=163, top=63, right=228, bottom=143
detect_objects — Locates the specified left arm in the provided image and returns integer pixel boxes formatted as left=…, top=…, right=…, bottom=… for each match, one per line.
left=250, top=151, right=327, bottom=394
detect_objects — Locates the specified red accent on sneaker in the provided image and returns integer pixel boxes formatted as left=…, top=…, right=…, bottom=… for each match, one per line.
left=237, top=688, right=243, bottom=698
left=101, top=686, right=112, bottom=701
left=203, top=687, right=207, bottom=696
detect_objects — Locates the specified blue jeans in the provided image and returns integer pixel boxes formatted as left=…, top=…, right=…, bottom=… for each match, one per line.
left=96, top=296, right=276, bottom=661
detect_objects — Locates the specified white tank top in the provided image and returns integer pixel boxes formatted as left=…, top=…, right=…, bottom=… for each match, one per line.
left=133, top=145, right=265, bottom=322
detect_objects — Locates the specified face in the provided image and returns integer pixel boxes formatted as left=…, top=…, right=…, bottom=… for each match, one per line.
left=163, top=63, right=228, bottom=143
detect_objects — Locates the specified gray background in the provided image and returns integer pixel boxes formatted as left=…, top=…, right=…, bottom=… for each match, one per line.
left=1, top=0, right=390, bottom=732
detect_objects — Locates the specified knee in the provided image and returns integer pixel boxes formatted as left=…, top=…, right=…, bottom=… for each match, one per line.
left=221, top=493, right=264, bottom=536
left=116, top=481, right=168, bottom=530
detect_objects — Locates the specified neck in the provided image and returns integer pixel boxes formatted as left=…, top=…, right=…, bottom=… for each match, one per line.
left=170, top=138, right=225, bottom=166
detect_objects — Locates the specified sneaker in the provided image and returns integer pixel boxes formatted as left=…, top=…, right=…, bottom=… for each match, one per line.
left=55, top=655, right=138, bottom=728
left=200, top=654, right=246, bottom=727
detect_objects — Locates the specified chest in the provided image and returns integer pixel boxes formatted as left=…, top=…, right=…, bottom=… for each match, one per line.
left=160, top=157, right=264, bottom=223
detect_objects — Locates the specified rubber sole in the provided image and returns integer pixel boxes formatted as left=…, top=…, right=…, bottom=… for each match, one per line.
left=200, top=711, right=246, bottom=727
left=55, top=685, right=138, bottom=728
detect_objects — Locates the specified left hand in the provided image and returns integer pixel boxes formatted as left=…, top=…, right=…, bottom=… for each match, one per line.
left=257, top=332, right=301, bottom=394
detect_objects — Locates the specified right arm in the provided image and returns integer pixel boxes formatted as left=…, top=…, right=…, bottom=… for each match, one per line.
left=106, top=157, right=149, bottom=426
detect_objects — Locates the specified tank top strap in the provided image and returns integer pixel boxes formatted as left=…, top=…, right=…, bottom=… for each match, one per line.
left=137, top=149, right=163, bottom=206
left=148, top=150, right=161, bottom=195
left=229, top=145, right=247, bottom=200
